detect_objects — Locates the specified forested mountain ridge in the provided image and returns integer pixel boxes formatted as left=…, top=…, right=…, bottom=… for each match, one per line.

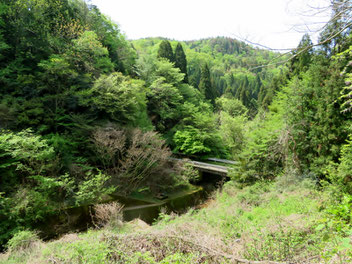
left=132, top=37, right=284, bottom=112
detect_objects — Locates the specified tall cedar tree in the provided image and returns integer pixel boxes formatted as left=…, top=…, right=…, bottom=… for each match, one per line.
left=157, top=40, right=175, bottom=63
left=199, top=64, right=217, bottom=104
left=174, top=43, right=188, bottom=83
left=289, top=34, right=313, bottom=76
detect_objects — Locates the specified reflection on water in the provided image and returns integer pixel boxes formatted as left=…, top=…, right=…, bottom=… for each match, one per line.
left=38, top=171, right=227, bottom=239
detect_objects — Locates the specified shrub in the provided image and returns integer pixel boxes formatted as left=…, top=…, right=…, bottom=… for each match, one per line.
left=93, top=127, right=183, bottom=194
left=173, top=102, right=227, bottom=157
left=74, top=170, right=115, bottom=206
left=219, top=111, right=246, bottom=158
left=336, top=135, right=352, bottom=194
left=0, top=129, right=55, bottom=181
left=7, top=230, right=39, bottom=252
left=229, top=93, right=287, bottom=185
left=42, top=232, right=110, bottom=264
left=93, top=202, right=124, bottom=228
left=174, top=126, right=211, bottom=155
left=0, top=130, right=59, bottom=248
left=179, top=161, right=200, bottom=183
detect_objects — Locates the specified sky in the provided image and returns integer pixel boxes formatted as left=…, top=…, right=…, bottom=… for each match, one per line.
left=89, top=0, right=332, bottom=50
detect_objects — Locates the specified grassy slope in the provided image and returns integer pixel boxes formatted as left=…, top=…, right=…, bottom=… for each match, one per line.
left=1, top=177, right=351, bottom=264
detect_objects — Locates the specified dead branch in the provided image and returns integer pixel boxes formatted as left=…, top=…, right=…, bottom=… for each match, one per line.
left=109, top=232, right=300, bottom=264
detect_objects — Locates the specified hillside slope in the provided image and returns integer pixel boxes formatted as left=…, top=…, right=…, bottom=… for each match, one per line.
left=132, top=37, right=284, bottom=112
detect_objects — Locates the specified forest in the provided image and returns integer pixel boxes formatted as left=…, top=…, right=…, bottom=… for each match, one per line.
left=1, top=0, right=352, bottom=263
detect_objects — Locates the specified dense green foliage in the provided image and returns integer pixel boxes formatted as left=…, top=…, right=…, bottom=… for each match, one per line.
left=0, top=130, right=115, bottom=247
left=133, top=37, right=281, bottom=114
left=1, top=0, right=352, bottom=261
left=0, top=0, right=201, bottom=248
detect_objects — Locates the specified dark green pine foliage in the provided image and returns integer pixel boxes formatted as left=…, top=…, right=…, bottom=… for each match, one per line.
left=287, top=55, right=349, bottom=176
left=0, top=2, right=9, bottom=60
left=234, top=84, right=242, bottom=100
left=174, top=42, right=188, bottom=83
left=253, top=75, right=262, bottom=100
left=199, top=63, right=217, bottom=104
left=240, top=86, right=249, bottom=108
left=258, top=70, right=288, bottom=109
left=157, top=40, right=175, bottom=63
left=289, top=34, right=313, bottom=76
left=318, top=0, right=352, bottom=55
left=235, top=77, right=249, bottom=107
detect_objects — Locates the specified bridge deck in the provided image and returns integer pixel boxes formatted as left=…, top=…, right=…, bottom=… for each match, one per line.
left=189, top=160, right=228, bottom=176
left=206, top=158, right=237, bottom=165
left=170, top=157, right=231, bottom=176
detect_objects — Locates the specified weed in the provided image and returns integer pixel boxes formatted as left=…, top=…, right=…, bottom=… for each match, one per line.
left=6, top=230, right=40, bottom=253
left=92, top=202, right=124, bottom=229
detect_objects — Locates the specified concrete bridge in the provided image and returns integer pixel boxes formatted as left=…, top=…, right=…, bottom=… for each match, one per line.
left=171, top=156, right=238, bottom=177
left=171, top=157, right=237, bottom=176
left=188, top=160, right=229, bottom=176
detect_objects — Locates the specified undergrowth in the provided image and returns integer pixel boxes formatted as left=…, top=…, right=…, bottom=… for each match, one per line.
left=1, top=176, right=352, bottom=264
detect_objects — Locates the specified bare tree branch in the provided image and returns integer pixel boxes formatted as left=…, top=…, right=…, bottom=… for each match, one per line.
left=248, top=20, right=352, bottom=71
left=231, top=1, right=351, bottom=71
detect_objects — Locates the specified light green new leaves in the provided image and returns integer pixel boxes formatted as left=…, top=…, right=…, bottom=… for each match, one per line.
left=75, top=170, right=115, bottom=206
left=174, top=126, right=212, bottom=155
left=0, top=129, right=54, bottom=176
left=83, top=72, right=147, bottom=125
left=70, top=31, right=114, bottom=76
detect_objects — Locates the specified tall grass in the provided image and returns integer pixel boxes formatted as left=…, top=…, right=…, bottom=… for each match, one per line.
left=1, top=178, right=351, bottom=263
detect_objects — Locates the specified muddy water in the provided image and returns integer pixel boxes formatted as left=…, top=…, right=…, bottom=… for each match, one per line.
left=122, top=186, right=205, bottom=224
left=120, top=171, right=226, bottom=223
left=38, top=172, right=225, bottom=240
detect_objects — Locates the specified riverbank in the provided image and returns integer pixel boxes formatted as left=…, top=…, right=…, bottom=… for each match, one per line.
left=32, top=183, right=207, bottom=242
left=2, top=175, right=351, bottom=264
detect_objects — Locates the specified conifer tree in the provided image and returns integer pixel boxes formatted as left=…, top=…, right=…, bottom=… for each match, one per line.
left=199, top=63, right=217, bottom=104
left=157, top=40, right=175, bottom=63
left=174, top=42, right=188, bottom=83
left=235, top=86, right=242, bottom=100
left=289, top=34, right=313, bottom=75
left=240, top=77, right=249, bottom=106
left=258, top=85, right=265, bottom=104
left=253, top=75, right=262, bottom=100
left=240, top=86, right=249, bottom=107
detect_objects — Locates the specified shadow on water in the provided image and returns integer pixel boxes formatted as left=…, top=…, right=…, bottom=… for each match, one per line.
left=120, top=171, right=230, bottom=224
left=122, top=186, right=205, bottom=224
left=37, top=171, right=228, bottom=240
